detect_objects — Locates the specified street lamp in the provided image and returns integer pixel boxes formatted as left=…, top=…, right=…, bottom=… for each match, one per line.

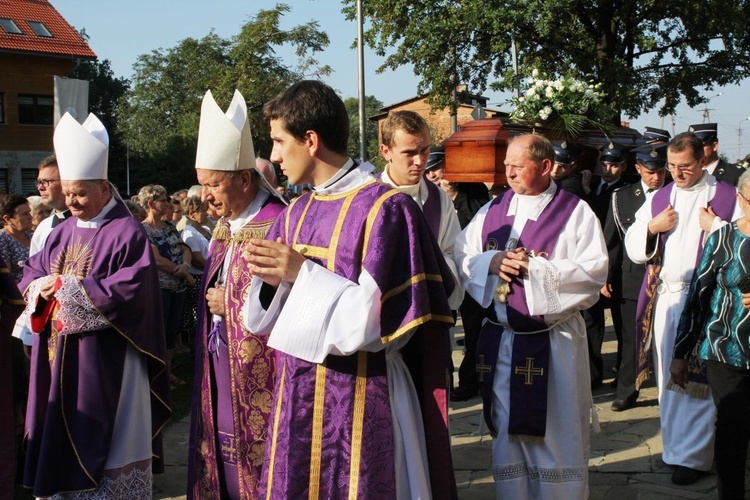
left=738, top=117, right=750, bottom=161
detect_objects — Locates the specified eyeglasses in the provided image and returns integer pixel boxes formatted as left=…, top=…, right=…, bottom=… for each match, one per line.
left=36, top=178, right=60, bottom=188
left=667, top=160, right=699, bottom=173
left=738, top=192, right=750, bottom=204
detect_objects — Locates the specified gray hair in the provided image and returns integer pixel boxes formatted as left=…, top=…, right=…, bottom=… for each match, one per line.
left=738, top=169, right=750, bottom=197
left=137, top=184, right=167, bottom=210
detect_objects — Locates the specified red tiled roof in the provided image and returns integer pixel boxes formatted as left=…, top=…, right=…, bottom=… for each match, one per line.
left=0, top=0, right=96, bottom=59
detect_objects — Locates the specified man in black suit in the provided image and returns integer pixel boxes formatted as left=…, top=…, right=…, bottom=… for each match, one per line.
left=689, top=122, right=745, bottom=186
left=604, top=142, right=668, bottom=411
left=583, top=143, right=629, bottom=387
left=552, top=141, right=586, bottom=198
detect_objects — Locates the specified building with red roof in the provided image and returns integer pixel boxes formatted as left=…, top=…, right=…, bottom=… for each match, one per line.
left=0, top=0, right=95, bottom=193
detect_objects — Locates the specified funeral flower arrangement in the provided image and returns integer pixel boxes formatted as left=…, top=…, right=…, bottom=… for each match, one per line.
left=510, top=70, right=615, bottom=137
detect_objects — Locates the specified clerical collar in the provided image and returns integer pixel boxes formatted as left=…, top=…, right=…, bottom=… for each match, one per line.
left=678, top=171, right=709, bottom=193
left=76, top=196, right=116, bottom=228
left=380, top=167, right=421, bottom=204
left=228, top=189, right=269, bottom=235
left=508, top=181, right=557, bottom=221
left=316, top=158, right=356, bottom=191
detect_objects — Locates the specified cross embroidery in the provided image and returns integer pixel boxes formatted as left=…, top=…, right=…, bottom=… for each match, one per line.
left=515, top=357, right=544, bottom=385
left=219, top=433, right=237, bottom=465
left=476, top=355, right=492, bottom=382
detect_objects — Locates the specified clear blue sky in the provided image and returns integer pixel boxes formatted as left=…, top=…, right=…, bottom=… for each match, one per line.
left=54, top=0, right=750, bottom=160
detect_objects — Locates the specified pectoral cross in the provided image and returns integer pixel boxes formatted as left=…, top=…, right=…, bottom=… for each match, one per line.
left=476, top=355, right=492, bottom=382
left=515, top=357, right=544, bottom=385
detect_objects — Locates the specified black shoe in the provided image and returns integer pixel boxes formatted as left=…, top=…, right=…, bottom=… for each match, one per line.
left=450, top=386, right=478, bottom=402
left=611, top=393, right=638, bottom=412
left=671, top=465, right=702, bottom=485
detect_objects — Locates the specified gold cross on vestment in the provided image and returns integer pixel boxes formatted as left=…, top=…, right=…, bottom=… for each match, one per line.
left=515, top=357, right=544, bottom=385
left=476, top=355, right=492, bottom=382
left=220, top=435, right=238, bottom=465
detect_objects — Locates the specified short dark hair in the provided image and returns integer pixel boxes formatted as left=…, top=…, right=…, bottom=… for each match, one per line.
left=668, top=132, right=705, bottom=161
left=0, top=194, right=29, bottom=219
left=263, top=80, right=349, bottom=155
left=38, top=155, right=57, bottom=170
left=381, top=110, right=429, bottom=148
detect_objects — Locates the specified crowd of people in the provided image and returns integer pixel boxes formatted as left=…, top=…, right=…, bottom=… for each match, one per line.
left=1, top=79, right=749, bottom=500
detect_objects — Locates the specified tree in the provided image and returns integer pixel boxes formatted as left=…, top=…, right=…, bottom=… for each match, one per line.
left=343, top=95, right=383, bottom=164
left=118, top=4, right=330, bottom=191
left=344, top=0, right=750, bottom=122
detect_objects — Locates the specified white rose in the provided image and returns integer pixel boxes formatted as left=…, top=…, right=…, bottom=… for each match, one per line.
left=527, top=87, right=537, bottom=97
left=546, top=86, right=555, bottom=97
left=532, top=68, right=539, bottom=77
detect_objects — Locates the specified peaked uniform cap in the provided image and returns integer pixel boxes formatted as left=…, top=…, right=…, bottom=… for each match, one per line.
left=552, top=140, right=579, bottom=165
left=195, top=90, right=255, bottom=172
left=600, top=142, right=629, bottom=164
left=426, top=146, right=445, bottom=171
left=643, top=127, right=671, bottom=143
left=54, top=112, right=109, bottom=181
left=688, top=123, right=718, bottom=143
left=632, top=142, right=668, bottom=170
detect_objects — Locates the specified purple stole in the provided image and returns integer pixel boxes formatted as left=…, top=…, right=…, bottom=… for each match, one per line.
left=634, top=179, right=736, bottom=395
left=187, top=198, right=285, bottom=500
left=260, top=175, right=457, bottom=500
left=374, top=172, right=442, bottom=239
left=477, top=186, right=580, bottom=439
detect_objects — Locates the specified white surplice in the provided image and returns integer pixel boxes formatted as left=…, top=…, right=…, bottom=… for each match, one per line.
left=454, top=182, right=607, bottom=499
left=243, top=164, right=434, bottom=499
left=624, top=172, right=741, bottom=470
left=380, top=168, right=465, bottom=309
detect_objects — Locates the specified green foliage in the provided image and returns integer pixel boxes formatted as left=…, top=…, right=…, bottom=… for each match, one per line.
left=118, top=4, right=330, bottom=191
left=344, top=0, right=750, bottom=122
left=343, top=95, right=383, bottom=162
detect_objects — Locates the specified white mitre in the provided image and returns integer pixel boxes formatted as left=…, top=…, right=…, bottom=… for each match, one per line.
left=195, top=89, right=255, bottom=171
left=54, top=112, right=109, bottom=180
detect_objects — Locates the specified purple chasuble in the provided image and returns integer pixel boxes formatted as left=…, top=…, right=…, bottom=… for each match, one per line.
left=634, top=179, right=736, bottom=392
left=187, top=198, right=285, bottom=500
left=373, top=172, right=442, bottom=238
left=477, top=186, right=581, bottom=438
left=0, top=260, right=24, bottom=495
left=260, top=175, right=457, bottom=500
left=19, top=200, right=170, bottom=497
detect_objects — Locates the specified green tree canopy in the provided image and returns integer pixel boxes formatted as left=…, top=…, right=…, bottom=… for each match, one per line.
left=344, top=95, right=383, bottom=166
left=118, top=4, right=330, bottom=191
left=344, top=0, right=750, bottom=122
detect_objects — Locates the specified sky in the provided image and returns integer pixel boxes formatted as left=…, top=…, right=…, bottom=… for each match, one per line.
left=53, top=0, right=750, bottom=160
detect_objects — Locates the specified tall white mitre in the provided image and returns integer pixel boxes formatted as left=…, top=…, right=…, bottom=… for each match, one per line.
left=195, top=89, right=255, bottom=171
left=54, top=112, right=109, bottom=180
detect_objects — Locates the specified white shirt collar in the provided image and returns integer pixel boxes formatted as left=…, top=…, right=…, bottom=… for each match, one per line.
left=75, top=196, right=116, bottom=228
left=507, top=181, right=557, bottom=220
left=228, top=189, right=270, bottom=235
left=316, top=158, right=356, bottom=191
left=380, top=167, right=423, bottom=205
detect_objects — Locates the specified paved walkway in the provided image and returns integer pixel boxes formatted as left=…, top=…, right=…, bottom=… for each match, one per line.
left=153, top=322, right=733, bottom=499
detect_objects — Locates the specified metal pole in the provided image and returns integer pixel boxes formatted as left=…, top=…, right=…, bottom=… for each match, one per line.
left=357, top=0, right=367, bottom=160
left=511, top=35, right=519, bottom=99
left=126, top=143, right=130, bottom=195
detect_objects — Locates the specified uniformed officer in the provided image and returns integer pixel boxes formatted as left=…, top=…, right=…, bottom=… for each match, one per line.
left=689, top=122, right=745, bottom=186
left=552, top=140, right=586, bottom=198
left=604, top=141, right=669, bottom=411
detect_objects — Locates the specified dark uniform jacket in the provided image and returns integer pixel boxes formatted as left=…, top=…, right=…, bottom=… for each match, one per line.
left=586, top=176, right=628, bottom=224
left=603, top=182, right=651, bottom=300
left=711, top=159, right=745, bottom=186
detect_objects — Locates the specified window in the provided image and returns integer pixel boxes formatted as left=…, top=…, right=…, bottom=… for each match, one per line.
left=21, top=169, right=38, bottom=195
left=18, top=95, right=53, bottom=126
left=0, top=94, right=4, bottom=124
left=27, top=21, right=53, bottom=38
left=0, top=18, right=22, bottom=34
